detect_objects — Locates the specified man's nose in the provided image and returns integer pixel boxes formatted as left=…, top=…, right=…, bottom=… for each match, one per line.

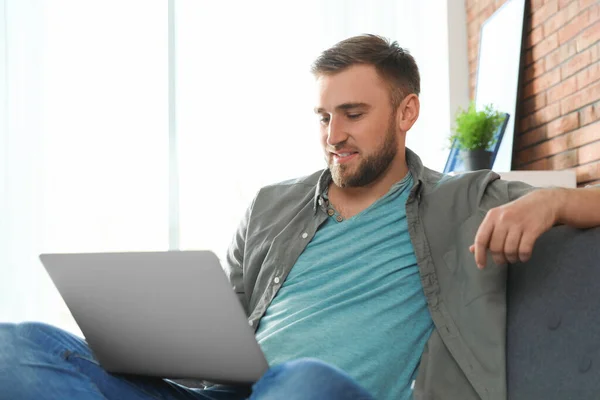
left=326, top=117, right=348, bottom=146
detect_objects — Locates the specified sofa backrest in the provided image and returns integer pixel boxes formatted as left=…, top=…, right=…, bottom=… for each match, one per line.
left=507, top=225, right=600, bottom=399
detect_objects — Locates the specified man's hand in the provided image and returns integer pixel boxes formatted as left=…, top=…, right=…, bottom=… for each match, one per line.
left=469, top=189, right=563, bottom=268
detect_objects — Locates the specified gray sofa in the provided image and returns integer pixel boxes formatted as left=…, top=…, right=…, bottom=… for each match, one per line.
left=508, top=225, right=600, bottom=399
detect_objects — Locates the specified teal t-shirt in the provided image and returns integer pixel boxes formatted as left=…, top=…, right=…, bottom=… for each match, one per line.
left=255, top=173, right=434, bottom=400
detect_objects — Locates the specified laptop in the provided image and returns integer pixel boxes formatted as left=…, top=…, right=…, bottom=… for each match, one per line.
left=39, top=250, right=269, bottom=385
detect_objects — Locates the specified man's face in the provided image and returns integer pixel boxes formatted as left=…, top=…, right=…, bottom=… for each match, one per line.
left=315, top=65, right=399, bottom=188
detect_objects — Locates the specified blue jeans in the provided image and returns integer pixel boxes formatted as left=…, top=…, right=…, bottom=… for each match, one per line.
left=0, top=322, right=374, bottom=400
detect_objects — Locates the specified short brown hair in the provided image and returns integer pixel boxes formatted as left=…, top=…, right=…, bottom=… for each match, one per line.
left=311, top=34, right=420, bottom=107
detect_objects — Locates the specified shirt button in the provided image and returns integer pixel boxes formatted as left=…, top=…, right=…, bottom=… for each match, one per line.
left=327, top=208, right=335, bottom=216
left=336, top=215, right=343, bottom=222
left=274, top=277, right=280, bottom=284
left=301, top=232, right=308, bottom=239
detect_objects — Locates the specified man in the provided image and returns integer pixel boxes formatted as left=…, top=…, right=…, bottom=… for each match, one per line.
left=1, top=34, right=599, bottom=400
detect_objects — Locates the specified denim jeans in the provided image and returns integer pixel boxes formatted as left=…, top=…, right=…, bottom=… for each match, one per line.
left=0, top=322, right=374, bottom=400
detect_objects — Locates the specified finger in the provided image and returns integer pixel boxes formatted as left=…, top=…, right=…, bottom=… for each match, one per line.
left=492, top=252, right=507, bottom=266
left=469, top=245, right=474, bottom=253
left=518, top=233, right=536, bottom=263
left=473, top=218, right=494, bottom=269
left=489, top=225, right=509, bottom=266
left=504, top=229, right=523, bottom=264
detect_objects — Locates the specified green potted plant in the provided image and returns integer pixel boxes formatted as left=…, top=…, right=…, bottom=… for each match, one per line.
left=449, top=102, right=504, bottom=171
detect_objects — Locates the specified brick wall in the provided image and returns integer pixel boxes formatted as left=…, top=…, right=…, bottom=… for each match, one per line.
left=466, top=0, right=600, bottom=186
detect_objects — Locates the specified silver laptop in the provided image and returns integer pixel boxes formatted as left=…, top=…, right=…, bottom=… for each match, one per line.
left=39, top=251, right=269, bottom=384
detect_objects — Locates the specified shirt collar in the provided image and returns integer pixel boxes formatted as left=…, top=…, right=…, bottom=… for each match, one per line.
left=312, top=147, right=426, bottom=212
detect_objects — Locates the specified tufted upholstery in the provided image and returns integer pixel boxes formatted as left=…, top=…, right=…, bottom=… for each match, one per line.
left=507, top=225, right=600, bottom=399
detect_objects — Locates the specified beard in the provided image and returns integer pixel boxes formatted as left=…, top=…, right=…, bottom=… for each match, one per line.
left=328, top=118, right=398, bottom=188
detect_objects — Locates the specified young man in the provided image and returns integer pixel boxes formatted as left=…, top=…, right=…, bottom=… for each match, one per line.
left=1, top=35, right=599, bottom=400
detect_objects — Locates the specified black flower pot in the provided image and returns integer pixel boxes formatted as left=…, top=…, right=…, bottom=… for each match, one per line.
left=460, top=149, right=492, bottom=171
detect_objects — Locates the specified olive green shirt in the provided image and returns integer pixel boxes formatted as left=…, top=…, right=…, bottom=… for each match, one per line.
left=225, top=148, right=534, bottom=400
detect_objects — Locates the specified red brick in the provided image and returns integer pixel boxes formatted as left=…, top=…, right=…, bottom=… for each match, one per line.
left=545, top=2, right=581, bottom=36
left=546, top=111, right=580, bottom=137
left=469, top=60, right=478, bottom=77
left=580, top=179, right=600, bottom=187
left=547, top=76, right=578, bottom=104
left=524, top=59, right=546, bottom=82
left=526, top=49, right=534, bottom=66
left=515, top=147, right=536, bottom=166
left=520, top=123, right=600, bottom=165
left=575, top=63, right=600, bottom=89
left=467, top=5, right=478, bottom=23
left=520, top=116, right=531, bottom=133
left=558, top=9, right=591, bottom=44
left=545, top=41, right=577, bottom=70
left=532, top=33, right=560, bottom=60
left=551, top=149, right=579, bottom=169
left=576, top=21, right=600, bottom=52
left=580, top=101, right=600, bottom=125
left=527, top=26, right=545, bottom=49
left=568, top=120, right=600, bottom=147
left=540, top=136, right=570, bottom=158
left=532, top=0, right=559, bottom=28
left=480, top=3, right=496, bottom=21
left=591, top=42, right=600, bottom=63
left=522, top=92, right=547, bottom=115
left=521, top=158, right=549, bottom=170
left=516, top=134, right=569, bottom=164
left=590, top=3, right=600, bottom=19
left=577, top=140, right=600, bottom=164
left=476, top=0, right=494, bottom=14
left=469, top=43, right=479, bottom=63
left=468, top=20, right=481, bottom=38
left=531, top=0, right=548, bottom=14
left=523, top=68, right=562, bottom=98
left=468, top=34, right=479, bottom=51
left=518, top=125, right=547, bottom=148
left=579, top=0, right=598, bottom=9
left=560, top=49, right=593, bottom=79
left=561, top=80, right=600, bottom=113
left=559, top=0, right=574, bottom=8
left=529, top=103, right=562, bottom=129
left=574, top=160, right=600, bottom=182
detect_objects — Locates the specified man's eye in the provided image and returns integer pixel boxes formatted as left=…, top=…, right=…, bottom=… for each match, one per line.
left=348, top=113, right=363, bottom=119
left=320, top=116, right=330, bottom=125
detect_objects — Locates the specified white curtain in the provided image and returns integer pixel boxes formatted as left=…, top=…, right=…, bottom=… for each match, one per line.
left=1, top=0, right=457, bottom=334
left=1, top=0, right=169, bottom=334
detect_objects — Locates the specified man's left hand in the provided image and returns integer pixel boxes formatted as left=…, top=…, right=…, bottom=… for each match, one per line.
left=469, top=189, right=563, bottom=268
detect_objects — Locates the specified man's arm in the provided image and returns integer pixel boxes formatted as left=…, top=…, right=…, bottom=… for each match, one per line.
left=554, top=186, right=600, bottom=228
left=224, top=197, right=256, bottom=314
left=471, top=185, right=600, bottom=269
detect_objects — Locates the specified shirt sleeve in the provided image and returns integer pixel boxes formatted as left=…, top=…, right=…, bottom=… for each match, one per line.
left=224, top=195, right=257, bottom=315
left=480, top=175, right=537, bottom=210
left=505, top=179, right=537, bottom=202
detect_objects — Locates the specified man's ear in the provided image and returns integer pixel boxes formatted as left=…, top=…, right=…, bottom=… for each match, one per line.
left=396, top=94, right=420, bottom=132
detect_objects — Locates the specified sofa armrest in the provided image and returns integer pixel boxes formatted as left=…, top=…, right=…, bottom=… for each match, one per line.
left=507, top=225, right=600, bottom=399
